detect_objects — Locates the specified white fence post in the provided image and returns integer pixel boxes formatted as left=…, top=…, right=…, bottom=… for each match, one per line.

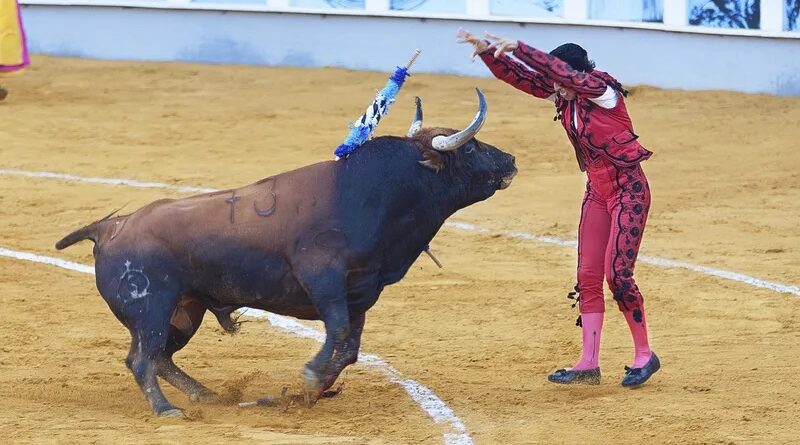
left=564, top=0, right=588, bottom=21
left=761, top=0, right=784, bottom=31
left=663, top=0, right=688, bottom=27
left=365, top=0, right=390, bottom=13
left=466, top=0, right=490, bottom=17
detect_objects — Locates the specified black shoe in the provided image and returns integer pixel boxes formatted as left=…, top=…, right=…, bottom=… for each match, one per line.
left=621, top=352, right=660, bottom=387
left=548, top=367, right=601, bottom=385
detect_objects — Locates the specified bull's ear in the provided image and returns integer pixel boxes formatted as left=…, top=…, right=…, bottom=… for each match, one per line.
left=418, top=150, right=444, bottom=172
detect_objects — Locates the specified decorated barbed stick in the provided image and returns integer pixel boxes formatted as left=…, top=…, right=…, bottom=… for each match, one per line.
left=424, top=246, right=443, bottom=269
left=334, top=49, right=421, bottom=160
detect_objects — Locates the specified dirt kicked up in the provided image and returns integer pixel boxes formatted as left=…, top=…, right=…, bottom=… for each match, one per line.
left=1, top=56, right=799, bottom=445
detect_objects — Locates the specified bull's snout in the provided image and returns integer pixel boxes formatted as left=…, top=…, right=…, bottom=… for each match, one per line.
left=499, top=170, right=516, bottom=190
left=498, top=154, right=517, bottom=190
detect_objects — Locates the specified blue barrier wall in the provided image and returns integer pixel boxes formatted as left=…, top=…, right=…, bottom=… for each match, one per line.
left=19, top=4, right=800, bottom=95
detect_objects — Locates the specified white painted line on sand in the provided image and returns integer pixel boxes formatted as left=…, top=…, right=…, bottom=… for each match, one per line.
left=0, top=247, right=96, bottom=275
left=0, top=169, right=217, bottom=194
left=443, top=222, right=800, bottom=297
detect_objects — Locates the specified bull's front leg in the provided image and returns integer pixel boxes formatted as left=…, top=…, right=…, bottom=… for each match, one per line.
left=298, top=268, right=350, bottom=406
left=318, top=311, right=365, bottom=396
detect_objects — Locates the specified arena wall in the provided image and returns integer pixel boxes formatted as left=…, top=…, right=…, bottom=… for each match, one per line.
left=18, top=1, right=800, bottom=96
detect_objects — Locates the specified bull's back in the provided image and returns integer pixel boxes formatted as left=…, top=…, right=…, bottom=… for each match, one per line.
left=104, top=161, right=339, bottom=247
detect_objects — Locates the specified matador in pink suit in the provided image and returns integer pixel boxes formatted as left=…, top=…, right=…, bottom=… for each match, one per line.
left=0, top=0, right=30, bottom=101
left=458, top=29, right=660, bottom=387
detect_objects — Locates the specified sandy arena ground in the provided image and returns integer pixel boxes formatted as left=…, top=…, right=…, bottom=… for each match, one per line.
left=1, top=56, right=799, bottom=444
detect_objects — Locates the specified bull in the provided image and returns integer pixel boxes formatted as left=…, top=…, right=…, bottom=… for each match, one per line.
left=55, top=89, right=517, bottom=416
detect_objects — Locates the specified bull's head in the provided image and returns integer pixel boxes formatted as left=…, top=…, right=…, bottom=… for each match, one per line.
left=408, top=89, right=517, bottom=204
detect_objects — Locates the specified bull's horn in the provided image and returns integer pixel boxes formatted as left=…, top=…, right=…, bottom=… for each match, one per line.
left=431, top=88, right=487, bottom=152
left=406, top=96, right=423, bottom=137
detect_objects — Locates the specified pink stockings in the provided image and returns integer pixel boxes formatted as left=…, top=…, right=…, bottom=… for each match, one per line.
left=571, top=313, right=603, bottom=370
left=571, top=311, right=652, bottom=370
left=624, top=309, right=652, bottom=368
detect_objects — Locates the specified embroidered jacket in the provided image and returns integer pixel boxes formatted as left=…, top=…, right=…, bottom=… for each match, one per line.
left=480, top=41, right=652, bottom=171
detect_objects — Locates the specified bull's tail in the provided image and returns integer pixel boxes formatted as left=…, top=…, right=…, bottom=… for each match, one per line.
left=55, top=222, right=104, bottom=250
left=55, top=207, right=122, bottom=250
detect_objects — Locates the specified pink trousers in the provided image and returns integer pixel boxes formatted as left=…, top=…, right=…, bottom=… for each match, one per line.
left=577, top=159, right=650, bottom=322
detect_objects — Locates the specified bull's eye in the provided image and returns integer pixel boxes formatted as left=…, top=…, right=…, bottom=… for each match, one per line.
left=464, top=143, right=476, bottom=154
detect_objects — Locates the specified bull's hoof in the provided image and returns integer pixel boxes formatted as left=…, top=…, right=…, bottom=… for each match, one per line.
left=158, top=408, right=185, bottom=418
left=321, top=381, right=345, bottom=398
left=302, top=366, right=321, bottom=407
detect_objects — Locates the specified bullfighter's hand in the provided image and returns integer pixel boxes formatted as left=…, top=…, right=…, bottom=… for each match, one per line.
left=484, top=31, right=518, bottom=58
left=457, top=28, right=489, bottom=61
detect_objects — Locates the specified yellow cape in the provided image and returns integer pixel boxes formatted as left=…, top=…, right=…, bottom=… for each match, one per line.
left=1, top=0, right=26, bottom=67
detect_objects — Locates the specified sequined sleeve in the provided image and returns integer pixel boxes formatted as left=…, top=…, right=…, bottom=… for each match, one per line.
left=479, top=50, right=555, bottom=100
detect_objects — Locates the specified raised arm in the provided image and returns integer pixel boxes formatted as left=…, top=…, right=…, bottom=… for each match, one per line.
left=457, top=28, right=554, bottom=100
left=479, top=51, right=555, bottom=100
left=512, top=41, right=607, bottom=98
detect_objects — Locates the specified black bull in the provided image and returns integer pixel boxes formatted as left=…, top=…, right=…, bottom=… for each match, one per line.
left=55, top=90, right=517, bottom=416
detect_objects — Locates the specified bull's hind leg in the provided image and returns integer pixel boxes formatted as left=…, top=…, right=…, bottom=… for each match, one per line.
left=99, top=257, right=185, bottom=416
left=155, top=296, right=217, bottom=402
left=126, top=310, right=184, bottom=416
